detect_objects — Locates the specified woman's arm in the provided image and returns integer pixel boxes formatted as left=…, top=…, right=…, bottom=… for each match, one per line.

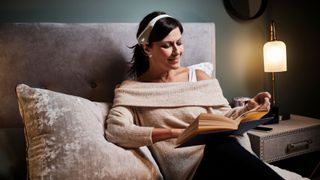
left=196, top=69, right=211, bottom=81
left=106, top=105, right=185, bottom=147
left=106, top=106, right=154, bottom=148
left=152, top=128, right=184, bottom=143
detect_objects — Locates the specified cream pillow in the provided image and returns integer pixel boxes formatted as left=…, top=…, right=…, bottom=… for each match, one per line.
left=16, top=84, right=161, bottom=180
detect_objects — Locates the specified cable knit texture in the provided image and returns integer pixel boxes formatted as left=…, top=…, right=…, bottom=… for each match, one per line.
left=106, top=79, right=309, bottom=180
left=106, top=79, right=243, bottom=180
left=113, top=79, right=229, bottom=107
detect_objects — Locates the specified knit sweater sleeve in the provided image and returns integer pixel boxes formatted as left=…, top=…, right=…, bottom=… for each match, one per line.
left=105, top=105, right=154, bottom=148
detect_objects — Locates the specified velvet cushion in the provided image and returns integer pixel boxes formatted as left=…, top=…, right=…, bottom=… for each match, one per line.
left=15, top=84, right=161, bottom=180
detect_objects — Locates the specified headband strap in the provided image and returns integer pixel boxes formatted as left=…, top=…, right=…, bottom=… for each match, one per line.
left=137, top=14, right=171, bottom=45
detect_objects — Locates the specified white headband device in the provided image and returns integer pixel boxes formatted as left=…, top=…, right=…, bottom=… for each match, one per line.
left=137, top=14, right=172, bottom=45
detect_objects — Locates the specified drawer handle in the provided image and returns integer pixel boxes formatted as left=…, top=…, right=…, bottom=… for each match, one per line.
left=286, top=139, right=312, bottom=154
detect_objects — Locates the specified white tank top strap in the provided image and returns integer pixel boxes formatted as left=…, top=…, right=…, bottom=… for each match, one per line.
left=188, top=68, right=197, bottom=82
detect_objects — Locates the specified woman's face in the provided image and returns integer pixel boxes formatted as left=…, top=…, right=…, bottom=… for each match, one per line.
left=145, top=27, right=184, bottom=72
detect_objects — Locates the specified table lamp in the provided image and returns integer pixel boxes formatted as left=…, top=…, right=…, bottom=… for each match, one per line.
left=263, top=21, right=287, bottom=124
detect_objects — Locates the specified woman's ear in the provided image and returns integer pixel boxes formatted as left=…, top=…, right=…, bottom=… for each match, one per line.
left=142, top=44, right=152, bottom=57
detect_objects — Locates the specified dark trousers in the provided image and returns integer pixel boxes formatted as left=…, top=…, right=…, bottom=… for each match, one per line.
left=193, top=137, right=284, bottom=180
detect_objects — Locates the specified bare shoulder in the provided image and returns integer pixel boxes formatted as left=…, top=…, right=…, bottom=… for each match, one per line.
left=180, top=66, right=189, bottom=73
left=176, top=67, right=189, bottom=76
left=195, top=69, right=211, bottom=81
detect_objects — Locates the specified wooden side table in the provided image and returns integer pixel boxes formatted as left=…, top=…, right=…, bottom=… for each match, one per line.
left=248, top=114, right=320, bottom=163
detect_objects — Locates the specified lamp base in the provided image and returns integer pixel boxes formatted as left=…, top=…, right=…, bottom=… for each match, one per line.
left=263, top=105, right=279, bottom=124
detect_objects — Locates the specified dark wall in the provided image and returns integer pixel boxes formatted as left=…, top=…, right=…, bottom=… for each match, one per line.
left=0, top=0, right=318, bottom=118
left=266, top=0, right=320, bottom=118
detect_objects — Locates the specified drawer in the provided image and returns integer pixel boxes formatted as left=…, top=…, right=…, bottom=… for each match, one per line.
left=249, top=126, right=320, bottom=162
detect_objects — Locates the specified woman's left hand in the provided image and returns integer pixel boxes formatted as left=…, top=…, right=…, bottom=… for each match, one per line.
left=246, top=92, right=271, bottom=111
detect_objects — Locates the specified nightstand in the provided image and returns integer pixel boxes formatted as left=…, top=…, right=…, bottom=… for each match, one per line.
left=248, top=114, right=320, bottom=163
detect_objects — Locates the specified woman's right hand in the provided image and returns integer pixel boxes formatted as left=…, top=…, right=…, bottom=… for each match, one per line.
left=152, top=128, right=185, bottom=143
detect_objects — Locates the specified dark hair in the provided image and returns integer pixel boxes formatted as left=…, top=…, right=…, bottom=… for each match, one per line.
left=128, top=11, right=184, bottom=78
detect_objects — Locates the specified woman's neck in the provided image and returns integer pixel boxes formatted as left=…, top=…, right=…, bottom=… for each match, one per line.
left=138, top=67, right=188, bottom=83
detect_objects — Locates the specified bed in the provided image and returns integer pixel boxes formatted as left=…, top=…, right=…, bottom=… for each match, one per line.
left=0, top=23, right=306, bottom=180
left=0, top=23, right=215, bottom=179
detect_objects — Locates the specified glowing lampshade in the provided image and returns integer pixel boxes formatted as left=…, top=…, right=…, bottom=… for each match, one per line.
left=263, top=40, right=287, bottom=72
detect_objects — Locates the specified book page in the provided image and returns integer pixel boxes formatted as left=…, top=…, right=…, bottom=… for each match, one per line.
left=176, top=109, right=270, bottom=146
left=237, top=109, right=269, bottom=122
left=198, top=113, right=238, bottom=131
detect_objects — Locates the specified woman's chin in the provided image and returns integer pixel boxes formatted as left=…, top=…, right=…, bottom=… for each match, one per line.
left=167, top=59, right=180, bottom=68
left=171, top=63, right=181, bottom=69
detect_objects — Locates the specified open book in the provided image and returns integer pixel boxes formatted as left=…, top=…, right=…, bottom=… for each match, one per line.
left=176, top=109, right=271, bottom=147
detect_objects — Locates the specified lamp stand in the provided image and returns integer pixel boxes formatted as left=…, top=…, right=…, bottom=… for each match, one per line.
left=262, top=20, right=287, bottom=124
left=272, top=72, right=276, bottom=105
left=264, top=72, right=280, bottom=124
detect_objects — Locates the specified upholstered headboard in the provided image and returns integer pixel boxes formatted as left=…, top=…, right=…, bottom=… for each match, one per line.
left=0, top=23, right=215, bottom=128
left=0, top=23, right=215, bottom=178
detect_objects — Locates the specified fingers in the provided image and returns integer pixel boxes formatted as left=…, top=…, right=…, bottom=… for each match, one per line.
left=258, top=97, right=270, bottom=111
left=246, top=99, right=259, bottom=110
left=254, top=92, right=271, bottom=104
left=246, top=92, right=271, bottom=111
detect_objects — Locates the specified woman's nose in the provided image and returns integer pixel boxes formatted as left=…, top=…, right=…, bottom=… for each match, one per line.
left=172, top=44, right=182, bottom=55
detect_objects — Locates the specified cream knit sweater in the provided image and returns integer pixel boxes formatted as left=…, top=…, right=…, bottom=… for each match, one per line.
left=105, top=79, right=307, bottom=180
left=106, top=79, right=248, bottom=180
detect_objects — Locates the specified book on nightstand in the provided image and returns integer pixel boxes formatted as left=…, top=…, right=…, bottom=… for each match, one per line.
left=176, top=109, right=272, bottom=148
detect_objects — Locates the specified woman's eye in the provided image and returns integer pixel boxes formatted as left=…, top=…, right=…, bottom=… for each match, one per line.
left=160, top=40, right=182, bottom=48
left=161, top=43, right=171, bottom=48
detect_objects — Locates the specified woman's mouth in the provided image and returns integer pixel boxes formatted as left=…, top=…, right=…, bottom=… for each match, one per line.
left=168, top=57, right=180, bottom=64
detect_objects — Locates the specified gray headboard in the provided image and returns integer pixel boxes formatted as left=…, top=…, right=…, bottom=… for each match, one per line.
left=0, top=23, right=215, bottom=128
left=0, top=23, right=215, bottom=179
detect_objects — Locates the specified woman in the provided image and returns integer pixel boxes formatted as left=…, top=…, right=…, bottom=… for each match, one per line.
left=105, top=11, right=283, bottom=179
